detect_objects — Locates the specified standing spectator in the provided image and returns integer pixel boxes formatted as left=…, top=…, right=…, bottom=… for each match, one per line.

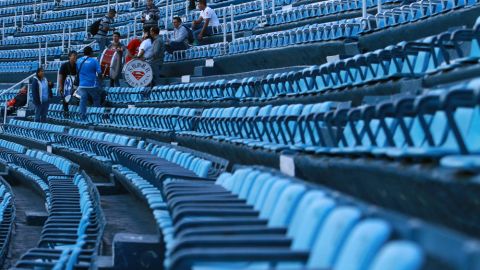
left=191, top=0, right=220, bottom=44
left=31, top=68, right=53, bottom=123
left=94, top=9, right=116, bottom=52
left=58, top=50, right=78, bottom=114
left=166, top=17, right=189, bottom=54
left=76, top=46, right=103, bottom=120
left=150, top=26, right=165, bottom=86
left=107, top=32, right=126, bottom=87
left=136, top=27, right=154, bottom=61
left=141, top=0, right=160, bottom=30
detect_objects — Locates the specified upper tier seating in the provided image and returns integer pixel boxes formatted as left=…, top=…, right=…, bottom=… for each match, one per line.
left=96, top=20, right=480, bottom=106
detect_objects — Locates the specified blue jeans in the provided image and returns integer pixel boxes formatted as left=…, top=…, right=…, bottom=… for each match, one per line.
left=34, top=102, right=49, bottom=123
left=78, top=86, right=101, bottom=119
left=94, top=35, right=109, bottom=52
left=192, top=22, right=213, bottom=43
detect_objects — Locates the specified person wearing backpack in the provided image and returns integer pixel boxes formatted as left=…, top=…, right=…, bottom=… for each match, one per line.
left=149, top=26, right=165, bottom=86
left=92, top=9, right=116, bottom=52
left=166, top=17, right=190, bottom=54
left=76, top=46, right=103, bottom=120
left=31, top=68, right=54, bottom=123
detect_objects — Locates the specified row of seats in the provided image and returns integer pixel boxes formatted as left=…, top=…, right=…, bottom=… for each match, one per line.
left=175, top=84, right=477, bottom=167
left=48, top=104, right=106, bottom=124
left=0, top=31, right=86, bottom=46
left=366, top=0, right=478, bottom=31
left=153, top=166, right=480, bottom=270
left=56, top=78, right=480, bottom=172
left=0, top=177, right=14, bottom=268
left=165, top=0, right=476, bottom=61
left=0, top=141, right=104, bottom=269
left=185, top=0, right=294, bottom=23
left=3, top=119, right=480, bottom=269
left=165, top=18, right=363, bottom=61
left=106, top=87, right=146, bottom=103
left=16, top=172, right=104, bottom=269
left=0, top=61, right=39, bottom=73
left=40, top=1, right=132, bottom=21
left=3, top=119, right=229, bottom=180
left=60, top=0, right=130, bottom=8
left=0, top=46, right=62, bottom=60
left=0, top=1, right=54, bottom=16
left=21, top=9, right=133, bottom=34
left=0, top=139, right=53, bottom=204
left=26, top=149, right=79, bottom=175
left=109, top=19, right=480, bottom=105
left=104, top=107, right=198, bottom=132
left=195, top=0, right=399, bottom=36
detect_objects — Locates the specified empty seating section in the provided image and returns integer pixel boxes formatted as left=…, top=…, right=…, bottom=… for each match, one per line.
left=0, top=177, right=14, bottom=267
left=3, top=0, right=472, bottom=68
left=3, top=119, right=65, bottom=143
left=15, top=173, right=104, bottom=269
left=49, top=104, right=106, bottom=124
left=166, top=18, right=363, bottom=61
left=155, top=167, right=479, bottom=269
left=106, top=87, right=146, bottom=103
left=0, top=0, right=480, bottom=267
left=1, top=110, right=480, bottom=269
left=0, top=138, right=104, bottom=269
left=38, top=78, right=480, bottom=171
left=102, top=21, right=480, bottom=105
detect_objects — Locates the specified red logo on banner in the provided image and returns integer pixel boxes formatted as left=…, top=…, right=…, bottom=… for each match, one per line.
left=132, top=71, right=145, bottom=80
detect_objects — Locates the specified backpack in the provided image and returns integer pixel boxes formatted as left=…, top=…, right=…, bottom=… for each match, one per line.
left=183, top=25, right=194, bottom=44
left=88, top=19, right=102, bottom=36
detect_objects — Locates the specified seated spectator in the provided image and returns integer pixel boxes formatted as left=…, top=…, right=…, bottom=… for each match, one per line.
left=166, top=17, right=190, bottom=54
left=7, top=85, right=28, bottom=115
left=191, top=0, right=220, bottom=45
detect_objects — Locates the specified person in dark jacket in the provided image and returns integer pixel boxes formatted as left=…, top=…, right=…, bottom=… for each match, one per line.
left=31, top=67, right=53, bottom=122
left=149, top=26, right=165, bottom=86
left=141, top=0, right=160, bottom=29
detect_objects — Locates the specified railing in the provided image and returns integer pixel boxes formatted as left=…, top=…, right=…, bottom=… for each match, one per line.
left=2, top=73, right=36, bottom=124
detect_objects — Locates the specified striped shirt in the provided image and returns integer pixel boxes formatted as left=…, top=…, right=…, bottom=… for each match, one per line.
left=97, top=15, right=113, bottom=37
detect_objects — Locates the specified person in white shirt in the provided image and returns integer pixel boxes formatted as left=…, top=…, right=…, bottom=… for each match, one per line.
left=136, top=27, right=154, bottom=61
left=191, top=0, right=219, bottom=44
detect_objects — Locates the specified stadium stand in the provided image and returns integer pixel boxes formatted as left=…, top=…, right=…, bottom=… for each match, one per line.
left=0, top=0, right=479, bottom=269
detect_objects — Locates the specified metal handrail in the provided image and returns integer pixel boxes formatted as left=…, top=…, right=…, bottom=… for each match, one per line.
left=2, top=72, right=36, bottom=124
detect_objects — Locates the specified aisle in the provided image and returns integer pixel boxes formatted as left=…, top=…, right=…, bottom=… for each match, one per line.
left=99, top=191, right=158, bottom=256
left=2, top=185, right=44, bottom=269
